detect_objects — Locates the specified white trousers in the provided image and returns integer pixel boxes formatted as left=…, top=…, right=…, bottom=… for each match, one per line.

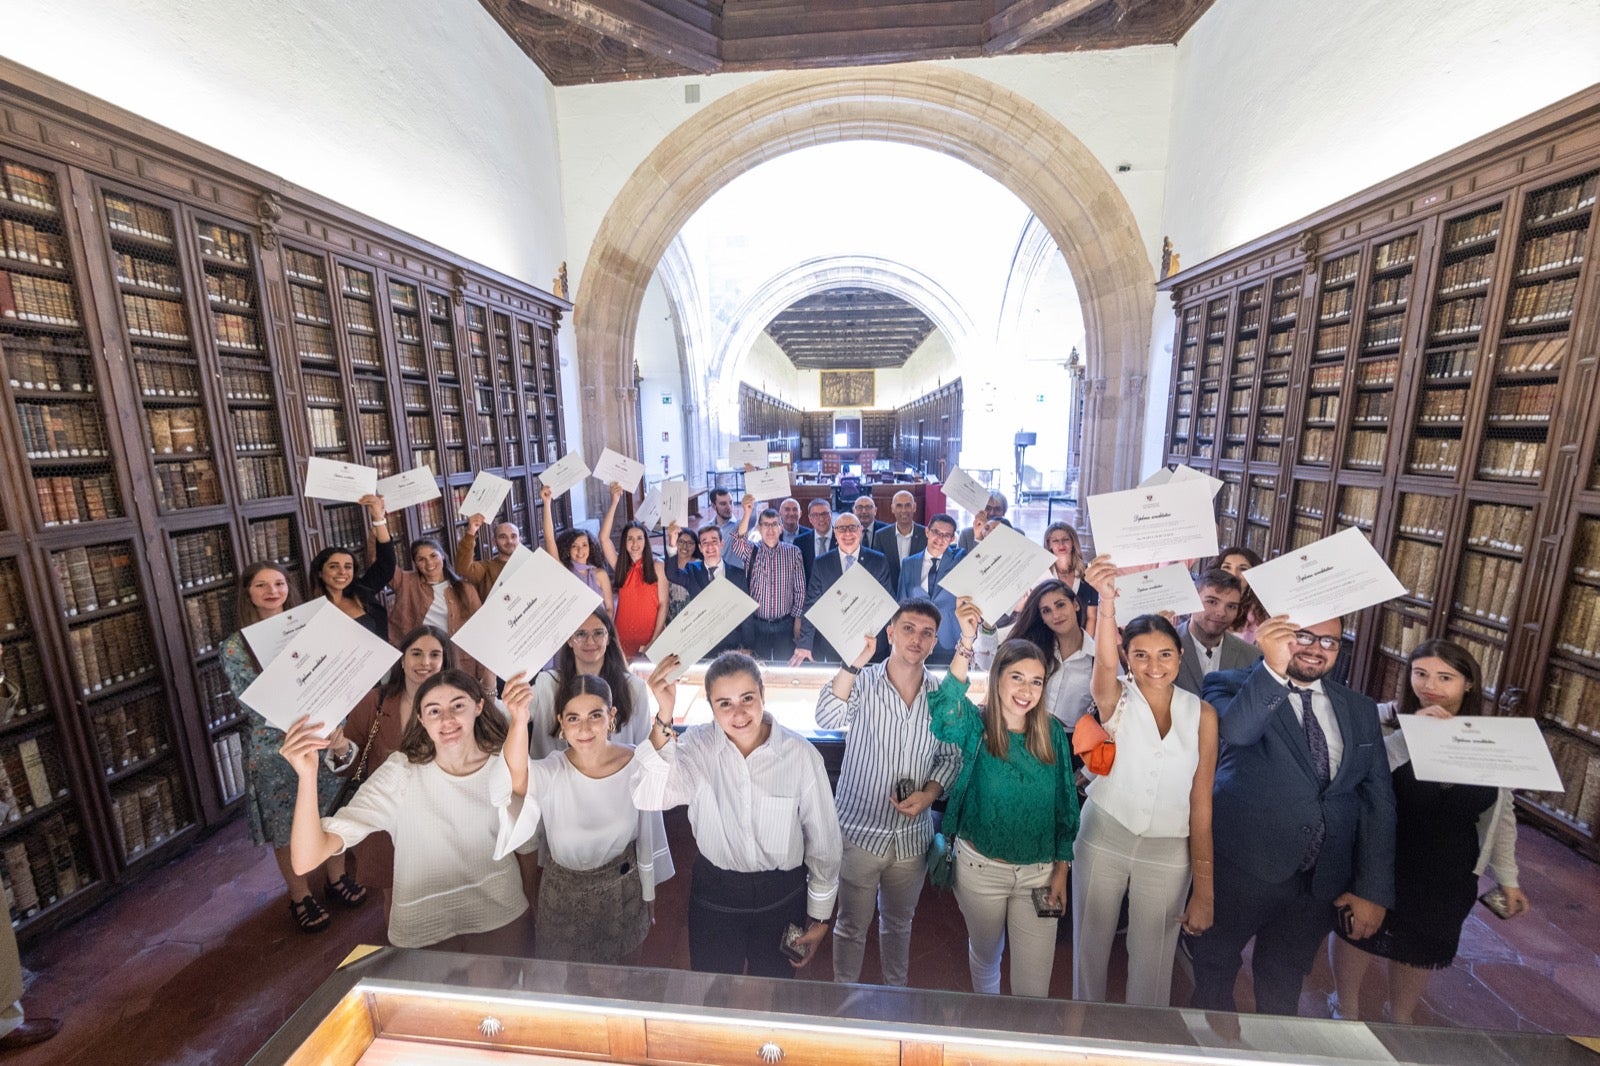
left=1070, top=799, right=1192, bottom=1006
left=951, top=837, right=1058, bottom=997
left=832, top=838, right=928, bottom=986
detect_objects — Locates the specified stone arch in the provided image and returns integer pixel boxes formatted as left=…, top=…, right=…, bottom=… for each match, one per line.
left=576, top=64, right=1154, bottom=512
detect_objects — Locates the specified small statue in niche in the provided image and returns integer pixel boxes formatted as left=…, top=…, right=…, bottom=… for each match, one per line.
left=1160, top=236, right=1180, bottom=280
left=552, top=261, right=570, bottom=301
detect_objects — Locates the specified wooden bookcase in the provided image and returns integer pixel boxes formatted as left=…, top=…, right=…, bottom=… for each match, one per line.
left=0, top=64, right=570, bottom=942
left=1160, top=86, right=1600, bottom=858
left=895, top=380, right=964, bottom=479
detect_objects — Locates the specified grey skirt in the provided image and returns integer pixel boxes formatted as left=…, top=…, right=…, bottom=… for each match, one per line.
left=535, top=841, right=649, bottom=963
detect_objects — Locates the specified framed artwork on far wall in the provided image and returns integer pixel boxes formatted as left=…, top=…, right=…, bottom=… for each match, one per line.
left=820, top=370, right=874, bottom=408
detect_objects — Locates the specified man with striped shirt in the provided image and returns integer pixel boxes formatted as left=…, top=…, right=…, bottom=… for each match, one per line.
left=729, top=496, right=807, bottom=661
left=814, top=598, right=962, bottom=986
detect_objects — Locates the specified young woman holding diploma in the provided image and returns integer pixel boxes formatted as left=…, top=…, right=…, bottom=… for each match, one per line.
left=1072, top=556, right=1218, bottom=1007
left=600, top=481, right=668, bottom=659
left=307, top=494, right=396, bottom=640
left=934, top=596, right=1079, bottom=998
left=220, top=563, right=365, bottom=933
left=541, top=484, right=614, bottom=605
left=526, top=608, right=651, bottom=758
left=281, top=669, right=542, bottom=952
left=387, top=539, right=493, bottom=688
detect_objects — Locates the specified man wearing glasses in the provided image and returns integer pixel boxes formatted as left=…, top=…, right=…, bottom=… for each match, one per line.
left=958, top=491, right=1008, bottom=553
left=1189, top=615, right=1396, bottom=1017
left=895, top=513, right=964, bottom=664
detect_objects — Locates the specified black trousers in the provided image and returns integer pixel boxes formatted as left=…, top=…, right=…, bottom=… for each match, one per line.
left=749, top=616, right=796, bottom=662
left=1187, top=856, right=1335, bottom=1016
left=687, top=857, right=807, bottom=978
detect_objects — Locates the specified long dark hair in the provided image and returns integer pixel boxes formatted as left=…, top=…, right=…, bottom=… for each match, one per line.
left=398, top=669, right=508, bottom=763
left=613, top=520, right=659, bottom=585
left=1011, top=580, right=1080, bottom=670
left=557, top=528, right=605, bottom=571
left=982, top=639, right=1054, bottom=763
left=235, top=562, right=300, bottom=630
left=1399, top=639, right=1483, bottom=718
left=410, top=537, right=470, bottom=601
left=549, top=608, right=636, bottom=736
left=1214, top=545, right=1267, bottom=631
left=308, top=545, right=372, bottom=609
left=377, top=625, right=456, bottom=706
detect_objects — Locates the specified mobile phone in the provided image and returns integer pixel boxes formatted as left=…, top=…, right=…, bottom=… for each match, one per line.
left=1336, top=903, right=1355, bottom=937
left=1031, top=887, right=1065, bottom=918
left=894, top=778, right=918, bottom=804
left=1479, top=888, right=1514, bottom=920
left=778, top=922, right=809, bottom=963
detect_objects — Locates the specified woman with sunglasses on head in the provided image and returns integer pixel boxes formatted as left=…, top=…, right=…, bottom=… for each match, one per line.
left=1329, top=638, right=1526, bottom=1023
left=599, top=481, right=668, bottom=659
left=388, top=536, right=494, bottom=689
left=934, top=596, right=1080, bottom=998
left=1213, top=546, right=1267, bottom=645
left=541, top=484, right=614, bottom=606
left=1071, top=556, right=1218, bottom=1007
left=281, top=669, right=542, bottom=953
left=307, top=494, right=396, bottom=640
left=220, top=563, right=365, bottom=933
left=1042, top=522, right=1098, bottom=633
left=337, top=625, right=454, bottom=913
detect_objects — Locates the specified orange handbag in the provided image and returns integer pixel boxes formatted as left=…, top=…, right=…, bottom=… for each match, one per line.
left=1072, top=712, right=1116, bottom=775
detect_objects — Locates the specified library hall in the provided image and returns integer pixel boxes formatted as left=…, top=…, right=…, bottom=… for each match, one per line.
left=1, top=0, right=1600, bottom=1063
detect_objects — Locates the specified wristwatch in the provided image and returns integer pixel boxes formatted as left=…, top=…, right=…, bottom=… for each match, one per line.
left=841, top=664, right=860, bottom=675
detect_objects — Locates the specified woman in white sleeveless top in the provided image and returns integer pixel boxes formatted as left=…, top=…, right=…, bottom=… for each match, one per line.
left=1072, top=557, right=1219, bottom=1006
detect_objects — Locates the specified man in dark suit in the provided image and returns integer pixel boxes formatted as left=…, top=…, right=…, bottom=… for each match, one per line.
left=1188, top=615, right=1396, bottom=1016
left=663, top=522, right=752, bottom=653
left=794, top=498, right=834, bottom=582
left=895, top=512, right=962, bottom=663
left=1175, top=569, right=1262, bottom=696
left=790, top=512, right=894, bottom=665
left=852, top=495, right=887, bottom=540
left=872, top=489, right=926, bottom=574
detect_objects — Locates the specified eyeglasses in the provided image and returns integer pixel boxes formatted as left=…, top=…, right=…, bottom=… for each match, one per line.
left=1292, top=631, right=1341, bottom=651
left=571, top=628, right=608, bottom=644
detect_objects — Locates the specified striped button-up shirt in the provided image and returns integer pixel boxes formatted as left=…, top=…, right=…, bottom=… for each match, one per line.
left=632, top=717, right=842, bottom=919
left=729, top=537, right=806, bottom=620
left=815, top=663, right=963, bottom=860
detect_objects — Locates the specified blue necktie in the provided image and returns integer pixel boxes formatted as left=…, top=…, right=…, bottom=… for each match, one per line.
left=1294, top=685, right=1328, bottom=871
left=927, top=554, right=939, bottom=594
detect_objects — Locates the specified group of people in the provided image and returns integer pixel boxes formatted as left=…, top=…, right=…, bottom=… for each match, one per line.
left=212, top=483, right=1528, bottom=1023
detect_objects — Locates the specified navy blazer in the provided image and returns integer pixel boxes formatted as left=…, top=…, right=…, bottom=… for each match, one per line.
left=664, top=555, right=752, bottom=651
left=794, top=529, right=834, bottom=583
left=797, top=546, right=895, bottom=662
left=896, top=547, right=963, bottom=653
left=872, top=523, right=927, bottom=575
left=1203, top=664, right=1396, bottom=907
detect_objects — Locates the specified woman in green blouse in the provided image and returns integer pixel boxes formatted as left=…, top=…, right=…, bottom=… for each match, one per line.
left=931, top=595, right=1080, bottom=997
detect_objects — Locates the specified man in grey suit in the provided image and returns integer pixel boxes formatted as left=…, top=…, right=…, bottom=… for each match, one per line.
left=1175, top=569, right=1261, bottom=696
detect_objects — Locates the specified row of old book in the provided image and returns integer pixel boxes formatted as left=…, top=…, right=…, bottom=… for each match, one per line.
left=1478, top=437, right=1547, bottom=480
left=1336, top=487, right=1380, bottom=529
left=209, top=309, right=261, bottom=351
left=109, top=770, right=188, bottom=861
left=1487, top=382, right=1557, bottom=423
left=7, top=346, right=95, bottom=393
left=1342, top=429, right=1388, bottom=469
left=1397, top=493, right=1451, bottom=539
left=104, top=195, right=174, bottom=244
left=4, top=814, right=86, bottom=922
left=0, top=735, right=68, bottom=821
left=89, top=693, right=168, bottom=775
left=1391, top=537, right=1441, bottom=601
left=1466, top=503, right=1535, bottom=553
left=1529, top=732, right=1600, bottom=831
left=1555, top=583, right=1600, bottom=666
left=218, top=364, right=274, bottom=403
left=0, top=218, right=66, bottom=270
left=1303, top=393, right=1340, bottom=424
left=49, top=544, right=138, bottom=617
left=1517, top=226, right=1587, bottom=276
left=154, top=458, right=224, bottom=512
left=1436, top=252, right=1493, bottom=295
left=113, top=251, right=182, bottom=294
left=1499, top=336, right=1566, bottom=373
left=1451, top=553, right=1524, bottom=624
left=1431, top=293, right=1486, bottom=338
left=16, top=399, right=109, bottom=459
left=146, top=406, right=208, bottom=454
left=235, top=454, right=291, bottom=499
left=1298, top=428, right=1335, bottom=466
left=1318, top=285, right=1354, bottom=321
left=288, top=283, right=332, bottom=324
left=1544, top=668, right=1600, bottom=738
left=133, top=357, right=201, bottom=399
left=294, top=322, right=338, bottom=363
left=34, top=472, right=118, bottom=527
left=1505, top=276, right=1580, bottom=326
left=1373, top=233, right=1419, bottom=271
left=1573, top=521, right=1600, bottom=580
left=1416, top=387, right=1470, bottom=424
left=1355, top=355, right=1399, bottom=387
left=0, top=271, right=78, bottom=326
left=0, top=162, right=56, bottom=212
left=210, top=732, right=246, bottom=802
left=1423, top=346, right=1477, bottom=379
left=1350, top=389, right=1395, bottom=423
left=1443, top=209, right=1502, bottom=250
left=246, top=517, right=299, bottom=566
left=308, top=406, right=349, bottom=452
left=196, top=659, right=244, bottom=732
left=1368, top=271, right=1413, bottom=310
left=196, top=223, right=249, bottom=265
left=66, top=613, right=157, bottom=696
left=0, top=642, right=48, bottom=718
left=182, top=589, right=233, bottom=655
left=1362, top=311, right=1406, bottom=350
left=121, top=292, right=188, bottom=341
left=1525, top=174, right=1598, bottom=223
left=202, top=267, right=253, bottom=309
left=230, top=408, right=283, bottom=453
left=1314, top=321, right=1352, bottom=355
left=1408, top=436, right=1462, bottom=476
left=173, top=527, right=234, bottom=588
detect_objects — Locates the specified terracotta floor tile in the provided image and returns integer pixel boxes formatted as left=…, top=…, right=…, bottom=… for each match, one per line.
left=1472, top=961, right=1600, bottom=1036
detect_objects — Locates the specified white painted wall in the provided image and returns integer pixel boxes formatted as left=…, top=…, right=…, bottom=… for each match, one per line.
left=633, top=275, right=688, bottom=483
left=740, top=334, right=804, bottom=407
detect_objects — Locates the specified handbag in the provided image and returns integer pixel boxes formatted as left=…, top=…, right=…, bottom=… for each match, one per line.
left=331, top=705, right=384, bottom=811
left=926, top=830, right=955, bottom=889
left=1072, top=712, right=1116, bottom=775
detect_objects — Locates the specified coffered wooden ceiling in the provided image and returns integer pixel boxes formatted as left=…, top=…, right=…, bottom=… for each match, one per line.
left=764, top=288, right=937, bottom=370
left=480, top=0, right=1217, bottom=85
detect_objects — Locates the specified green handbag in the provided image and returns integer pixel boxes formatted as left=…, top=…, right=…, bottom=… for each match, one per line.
left=926, top=830, right=955, bottom=889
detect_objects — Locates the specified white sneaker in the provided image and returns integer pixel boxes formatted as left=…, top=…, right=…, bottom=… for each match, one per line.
left=1328, top=992, right=1349, bottom=1021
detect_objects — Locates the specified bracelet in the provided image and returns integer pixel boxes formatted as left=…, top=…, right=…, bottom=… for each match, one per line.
left=954, top=641, right=974, bottom=660
left=840, top=664, right=860, bottom=676
left=654, top=716, right=677, bottom=738
left=370, top=518, right=387, bottom=527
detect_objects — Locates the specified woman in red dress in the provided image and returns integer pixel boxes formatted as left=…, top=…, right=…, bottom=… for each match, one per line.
left=600, top=482, right=668, bottom=659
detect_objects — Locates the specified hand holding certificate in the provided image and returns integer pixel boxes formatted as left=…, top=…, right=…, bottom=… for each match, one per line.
left=304, top=457, right=377, bottom=503
left=942, top=467, right=992, bottom=517
left=1396, top=715, right=1563, bottom=791
left=743, top=465, right=791, bottom=501
left=646, top=579, right=757, bottom=681
left=376, top=465, right=440, bottom=511
left=592, top=448, right=645, bottom=493
left=241, top=597, right=330, bottom=669
left=1086, top=480, right=1219, bottom=569
left=635, top=486, right=665, bottom=529
left=452, top=550, right=602, bottom=680
left=1243, top=526, right=1406, bottom=626
left=936, top=523, right=1056, bottom=623
left=239, top=607, right=400, bottom=738
left=804, top=562, right=900, bottom=664
left=538, top=450, right=590, bottom=498
left=458, top=470, right=513, bottom=520
left=1111, top=563, right=1203, bottom=619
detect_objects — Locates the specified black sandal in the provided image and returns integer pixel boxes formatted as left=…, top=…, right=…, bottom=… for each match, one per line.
left=290, top=894, right=331, bottom=933
left=325, top=873, right=368, bottom=909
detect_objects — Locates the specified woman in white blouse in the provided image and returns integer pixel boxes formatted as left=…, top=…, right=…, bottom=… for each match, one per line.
left=1072, top=556, right=1219, bottom=1006
left=281, top=668, right=541, bottom=953
left=635, top=652, right=842, bottom=978
left=527, top=608, right=652, bottom=758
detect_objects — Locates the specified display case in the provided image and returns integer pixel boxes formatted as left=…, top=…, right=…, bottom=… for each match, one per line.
left=249, top=951, right=1593, bottom=1066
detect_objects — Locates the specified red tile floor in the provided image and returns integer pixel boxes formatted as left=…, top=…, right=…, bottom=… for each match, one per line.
left=9, top=808, right=1600, bottom=1065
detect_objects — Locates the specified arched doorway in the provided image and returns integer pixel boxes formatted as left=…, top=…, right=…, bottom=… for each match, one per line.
left=574, top=64, right=1154, bottom=515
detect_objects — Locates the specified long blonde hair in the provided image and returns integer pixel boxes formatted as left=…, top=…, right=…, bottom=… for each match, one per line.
left=983, top=639, right=1055, bottom=764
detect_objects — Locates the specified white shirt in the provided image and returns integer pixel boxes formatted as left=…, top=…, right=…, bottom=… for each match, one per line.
left=896, top=528, right=913, bottom=562
left=527, top=752, right=663, bottom=901
left=1184, top=625, right=1219, bottom=670
left=1087, top=679, right=1202, bottom=838
left=528, top=672, right=653, bottom=760
left=919, top=550, right=949, bottom=592
left=1046, top=636, right=1097, bottom=731
left=1263, top=665, right=1344, bottom=779
left=424, top=580, right=450, bottom=631
left=322, top=752, right=537, bottom=948
left=631, top=716, right=842, bottom=920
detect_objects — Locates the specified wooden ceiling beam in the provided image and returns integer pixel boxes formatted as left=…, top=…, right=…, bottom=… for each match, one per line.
left=510, top=0, right=723, bottom=73
left=984, top=0, right=1110, bottom=54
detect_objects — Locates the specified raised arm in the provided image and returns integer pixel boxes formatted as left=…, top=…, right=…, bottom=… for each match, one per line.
left=598, top=481, right=624, bottom=570
left=500, top=671, right=532, bottom=797
left=281, top=716, right=348, bottom=875
left=816, top=636, right=876, bottom=728
left=1211, top=615, right=1297, bottom=746
left=948, top=596, right=982, bottom=685
left=1086, top=555, right=1122, bottom=715
left=456, top=514, right=489, bottom=586
left=736, top=491, right=756, bottom=538
left=540, top=485, right=560, bottom=561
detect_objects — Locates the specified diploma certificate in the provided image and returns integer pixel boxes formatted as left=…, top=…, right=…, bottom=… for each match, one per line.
left=458, top=470, right=513, bottom=521
left=593, top=448, right=645, bottom=493
left=645, top=578, right=757, bottom=681
left=538, top=451, right=591, bottom=498
left=486, top=545, right=537, bottom=597
left=659, top=479, right=690, bottom=527
left=635, top=486, right=665, bottom=530
left=303, top=457, right=376, bottom=503
left=376, top=465, right=440, bottom=511
left=942, top=468, right=992, bottom=517
left=1113, top=563, right=1203, bottom=619
left=238, top=607, right=399, bottom=738
left=728, top=440, right=768, bottom=468
left=937, top=523, right=1056, bottom=623
left=1168, top=463, right=1225, bottom=499
left=744, top=465, right=791, bottom=501
left=1397, top=715, right=1564, bottom=791
left=1086, top=480, right=1219, bottom=569
left=241, top=597, right=330, bottom=669
left=452, top=549, right=602, bottom=681
left=803, top=561, right=900, bottom=665
left=1243, top=526, right=1406, bottom=626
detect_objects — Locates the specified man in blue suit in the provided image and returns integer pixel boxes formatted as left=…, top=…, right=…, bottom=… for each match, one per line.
left=895, top=512, right=963, bottom=664
left=663, top=522, right=752, bottom=654
left=791, top=512, right=894, bottom=665
left=1189, top=614, right=1396, bottom=1016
